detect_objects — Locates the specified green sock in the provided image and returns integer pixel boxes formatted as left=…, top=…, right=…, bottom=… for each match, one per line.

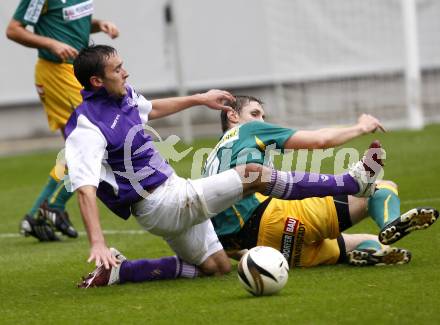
left=47, top=179, right=74, bottom=211
left=367, top=185, right=400, bottom=229
left=355, top=239, right=383, bottom=252
left=29, top=176, right=59, bottom=217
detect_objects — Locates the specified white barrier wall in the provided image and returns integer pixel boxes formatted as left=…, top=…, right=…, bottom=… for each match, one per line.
left=0, top=0, right=439, bottom=139
left=0, top=0, right=173, bottom=103
left=0, top=0, right=273, bottom=104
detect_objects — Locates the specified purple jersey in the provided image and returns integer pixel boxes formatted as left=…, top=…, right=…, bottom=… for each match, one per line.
left=64, top=85, right=173, bottom=219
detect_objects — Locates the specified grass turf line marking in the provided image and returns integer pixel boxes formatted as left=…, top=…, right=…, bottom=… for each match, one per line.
left=0, top=229, right=145, bottom=238
left=402, top=197, right=440, bottom=204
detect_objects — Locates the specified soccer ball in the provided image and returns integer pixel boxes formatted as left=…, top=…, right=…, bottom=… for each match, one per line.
left=237, top=246, right=289, bottom=296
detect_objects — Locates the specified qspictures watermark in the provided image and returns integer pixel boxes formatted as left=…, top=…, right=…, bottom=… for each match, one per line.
left=58, top=124, right=385, bottom=197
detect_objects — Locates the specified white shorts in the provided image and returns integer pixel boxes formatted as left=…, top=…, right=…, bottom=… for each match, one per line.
left=167, top=220, right=221, bottom=266
left=131, top=170, right=243, bottom=265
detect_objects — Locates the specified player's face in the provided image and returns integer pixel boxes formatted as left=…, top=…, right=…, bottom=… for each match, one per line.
left=101, top=53, right=129, bottom=98
left=238, top=101, right=266, bottom=124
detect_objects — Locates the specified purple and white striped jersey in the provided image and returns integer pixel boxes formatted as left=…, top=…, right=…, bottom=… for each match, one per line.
left=64, top=85, right=174, bottom=219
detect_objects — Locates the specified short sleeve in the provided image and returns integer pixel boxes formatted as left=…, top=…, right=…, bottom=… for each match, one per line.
left=242, top=121, right=295, bottom=151
left=65, top=114, right=107, bottom=192
left=13, top=0, right=45, bottom=26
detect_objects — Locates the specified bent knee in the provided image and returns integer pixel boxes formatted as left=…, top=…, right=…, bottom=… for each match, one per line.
left=217, top=261, right=232, bottom=275
left=199, top=261, right=231, bottom=276
left=198, top=252, right=231, bottom=276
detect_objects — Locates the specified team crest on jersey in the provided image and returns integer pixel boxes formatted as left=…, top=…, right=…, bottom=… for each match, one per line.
left=63, top=0, right=93, bottom=21
left=280, top=217, right=305, bottom=266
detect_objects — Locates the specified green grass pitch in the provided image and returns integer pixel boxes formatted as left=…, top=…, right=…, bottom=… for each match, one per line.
left=1, top=125, right=440, bottom=324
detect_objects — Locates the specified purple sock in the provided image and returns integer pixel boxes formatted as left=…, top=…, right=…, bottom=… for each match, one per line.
left=119, top=256, right=199, bottom=284
left=264, top=170, right=359, bottom=200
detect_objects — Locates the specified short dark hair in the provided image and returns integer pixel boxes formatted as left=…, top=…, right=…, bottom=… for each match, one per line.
left=220, top=95, right=263, bottom=133
left=73, top=45, right=117, bottom=90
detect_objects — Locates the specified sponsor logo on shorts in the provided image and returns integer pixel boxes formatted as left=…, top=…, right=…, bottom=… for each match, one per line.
left=281, top=234, right=294, bottom=262
left=280, top=217, right=305, bottom=267
left=284, top=217, right=297, bottom=234
left=292, top=224, right=305, bottom=267
left=63, top=0, right=93, bottom=21
left=280, top=217, right=298, bottom=264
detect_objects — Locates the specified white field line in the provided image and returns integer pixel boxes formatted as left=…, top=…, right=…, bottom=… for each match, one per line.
left=401, top=197, right=440, bottom=205
left=1, top=197, right=440, bottom=239
left=0, top=229, right=146, bottom=238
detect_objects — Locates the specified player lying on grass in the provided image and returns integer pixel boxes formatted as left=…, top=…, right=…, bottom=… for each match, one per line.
left=204, top=95, right=439, bottom=267
left=70, top=45, right=384, bottom=288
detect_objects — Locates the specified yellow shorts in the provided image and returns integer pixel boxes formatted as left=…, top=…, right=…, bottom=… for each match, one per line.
left=35, top=58, right=83, bottom=131
left=255, top=193, right=341, bottom=268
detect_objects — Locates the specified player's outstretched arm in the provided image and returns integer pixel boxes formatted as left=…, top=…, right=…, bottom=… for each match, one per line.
left=284, top=114, right=385, bottom=149
left=91, top=19, right=119, bottom=39
left=149, top=89, right=235, bottom=120
left=77, top=185, right=118, bottom=270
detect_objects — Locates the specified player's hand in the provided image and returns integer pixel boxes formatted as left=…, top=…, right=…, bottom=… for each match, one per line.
left=357, top=114, right=386, bottom=134
left=98, top=20, right=119, bottom=39
left=88, top=242, right=118, bottom=270
left=47, top=39, right=78, bottom=61
left=198, top=89, right=235, bottom=111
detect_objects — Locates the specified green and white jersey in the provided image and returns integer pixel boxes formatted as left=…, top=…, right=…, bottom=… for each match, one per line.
left=204, top=121, right=295, bottom=236
left=14, top=0, right=94, bottom=63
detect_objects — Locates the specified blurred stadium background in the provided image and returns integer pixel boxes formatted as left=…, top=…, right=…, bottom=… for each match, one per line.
left=1, top=0, right=439, bottom=148
left=1, top=2, right=440, bottom=323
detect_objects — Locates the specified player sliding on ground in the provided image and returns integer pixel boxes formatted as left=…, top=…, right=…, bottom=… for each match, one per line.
left=204, top=95, right=439, bottom=267
left=68, top=45, right=384, bottom=288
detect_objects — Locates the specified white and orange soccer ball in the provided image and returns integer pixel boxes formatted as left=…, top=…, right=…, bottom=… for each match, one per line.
left=237, top=246, right=289, bottom=296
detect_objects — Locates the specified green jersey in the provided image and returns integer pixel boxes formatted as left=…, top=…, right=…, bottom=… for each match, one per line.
left=204, top=121, right=295, bottom=236
left=13, top=0, right=93, bottom=63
